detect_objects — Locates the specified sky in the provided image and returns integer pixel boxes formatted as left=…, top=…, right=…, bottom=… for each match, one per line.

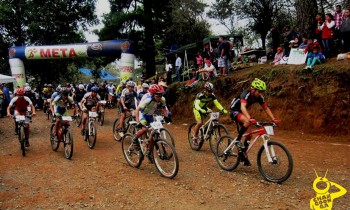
left=84, top=0, right=227, bottom=42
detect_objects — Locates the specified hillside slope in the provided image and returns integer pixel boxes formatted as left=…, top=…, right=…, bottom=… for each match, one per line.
left=168, top=59, right=350, bottom=138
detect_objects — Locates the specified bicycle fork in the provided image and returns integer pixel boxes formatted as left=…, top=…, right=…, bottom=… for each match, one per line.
left=261, top=135, right=276, bottom=163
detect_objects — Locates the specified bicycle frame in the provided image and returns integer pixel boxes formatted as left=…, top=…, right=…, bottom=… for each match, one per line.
left=200, top=112, right=220, bottom=140
left=224, top=123, right=276, bottom=163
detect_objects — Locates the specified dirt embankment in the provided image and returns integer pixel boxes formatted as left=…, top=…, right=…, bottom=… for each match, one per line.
left=168, top=60, right=350, bottom=138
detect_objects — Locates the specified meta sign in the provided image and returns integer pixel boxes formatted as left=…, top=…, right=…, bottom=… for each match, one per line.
left=25, top=45, right=87, bottom=59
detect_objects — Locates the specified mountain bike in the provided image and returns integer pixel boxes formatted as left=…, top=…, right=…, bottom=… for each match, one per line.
left=112, top=109, right=136, bottom=141
left=14, top=110, right=32, bottom=156
left=83, top=111, right=98, bottom=149
left=97, top=100, right=106, bottom=126
left=121, top=120, right=179, bottom=179
left=49, top=116, right=74, bottom=159
left=215, top=121, right=293, bottom=183
left=188, top=112, right=229, bottom=154
left=72, top=103, right=82, bottom=127
left=153, top=115, right=175, bottom=147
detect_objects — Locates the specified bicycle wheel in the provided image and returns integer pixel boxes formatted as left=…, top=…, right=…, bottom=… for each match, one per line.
left=18, top=126, right=26, bottom=156
left=215, top=135, right=240, bottom=171
left=113, top=118, right=124, bottom=141
left=209, top=124, right=229, bottom=154
left=63, top=129, right=73, bottom=159
left=87, top=121, right=97, bottom=149
left=50, top=124, right=60, bottom=151
left=74, top=112, right=82, bottom=127
left=121, top=133, right=143, bottom=168
left=99, top=112, right=104, bottom=126
left=159, top=128, right=175, bottom=147
left=187, top=122, right=204, bottom=151
left=257, top=140, right=293, bottom=183
left=153, top=138, right=179, bottom=179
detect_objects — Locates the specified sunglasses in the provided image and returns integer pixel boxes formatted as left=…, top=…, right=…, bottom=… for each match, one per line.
left=154, top=94, right=162, bottom=97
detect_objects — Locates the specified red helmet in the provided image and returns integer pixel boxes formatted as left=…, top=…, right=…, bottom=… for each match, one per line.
left=149, top=84, right=164, bottom=95
left=16, top=88, right=25, bottom=96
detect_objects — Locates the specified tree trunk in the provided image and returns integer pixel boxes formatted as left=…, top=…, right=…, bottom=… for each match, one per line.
left=295, top=0, right=318, bottom=37
left=143, top=0, right=156, bottom=78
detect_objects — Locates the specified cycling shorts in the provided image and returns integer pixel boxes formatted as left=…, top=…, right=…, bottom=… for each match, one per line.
left=55, top=107, right=67, bottom=117
left=193, top=108, right=205, bottom=121
left=139, top=113, right=153, bottom=126
left=230, top=110, right=244, bottom=121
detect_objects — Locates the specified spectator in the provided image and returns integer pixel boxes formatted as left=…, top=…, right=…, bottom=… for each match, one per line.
left=271, top=47, right=284, bottom=65
left=318, top=13, right=335, bottom=58
left=197, top=59, right=217, bottom=81
left=298, top=34, right=309, bottom=49
left=332, top=5, right=344, bottom=53
left=315, top=13, right=325, bottom=51
left=175, top=54, right=182, bottom=82
left=270, top=26, right=281, bottom=56
left=195, top=51, right=203, bottom=69
left=217, top=36, right=230, bottom=76
left=341, top=9, right=350, bottom=52
left=304, top=38, right=323, bottom=57
left=304, top=47, right=325, bottom=70
left=289, top=37, right=300, bottom=49
left=282, top=25, right=294, bottom=56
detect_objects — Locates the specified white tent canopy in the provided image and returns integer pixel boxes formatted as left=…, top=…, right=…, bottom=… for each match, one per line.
left=0, top=74, right=16, bottom=83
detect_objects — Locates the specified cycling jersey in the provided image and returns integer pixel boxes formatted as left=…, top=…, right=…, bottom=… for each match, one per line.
left=52, top=95, right=74, bottom=116
left=120, top=88, right=137, bottom=109
left=138, top=93, right=166, bottom=116
left=9, top=96, right=32, bottom=114
left=107, top=85, right=116, bottom=95
left=193, top=92, right=224, bottom=113
left=75, top=89, right=86, bottom=103
left=81, top=92, right=101, bottom=111
left=230, top=89, right=267, bottom=111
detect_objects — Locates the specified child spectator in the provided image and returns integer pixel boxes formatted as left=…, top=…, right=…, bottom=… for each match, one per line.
left=298, top=34, right=309, bottom=49
left=271, top=47, right=284, bottom=65
left=318, top=13, right=335, bottom=58
left=304, top=47, right=325, bottom=70
left=304, top=38, right=322, bottom=57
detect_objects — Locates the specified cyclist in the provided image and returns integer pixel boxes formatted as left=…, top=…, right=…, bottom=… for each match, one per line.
left=106, top=82, right=116, bottom=105
left=42, top=84, right=54, bottom=112
left=192, top=82, right=228, bottom=146
left=24, top=86, right=36, bottom=107
left=98, top=82, right=108, bottom=101
left=80, top=86, right=101, bottom=135
left=73, top=84, right=86, bottom=116
left=118, top=81, right=138, bottom=134
left=137, top=83, right=149, bottom=101
left=51, top=89, right=74, bottom=137
left=132, top=84, right=168, bottom=160
left=229, top=78, right=279, bottom=166
left=7, top=88, right=36, bottom=146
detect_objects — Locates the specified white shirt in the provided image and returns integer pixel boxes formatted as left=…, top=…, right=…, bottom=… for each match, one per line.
left=204, top=63, right=217, bottom=77
left=175, top=57, right=182, bottom=68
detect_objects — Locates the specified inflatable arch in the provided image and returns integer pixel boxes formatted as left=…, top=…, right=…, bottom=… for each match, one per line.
left=8, top=40, right=135, bottom=87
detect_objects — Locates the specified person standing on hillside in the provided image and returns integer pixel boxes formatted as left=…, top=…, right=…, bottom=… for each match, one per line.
left=175, top=54, right=182, bottom=82
left=341, top=9, right=350, bottom=52
left=217, top=36, right=230, bottom=76
left=318, top=13, right=335, bottom=58
left=332, top=5, right=344, bottom=53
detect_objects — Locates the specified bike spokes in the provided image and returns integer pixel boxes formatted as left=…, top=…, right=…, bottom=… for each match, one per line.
left=153, top=139, right=179, bottom=179
left=215, top=135, right=240, bottom=171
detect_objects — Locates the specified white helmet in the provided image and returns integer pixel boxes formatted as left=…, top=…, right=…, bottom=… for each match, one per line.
left=24, top=86, right=31, bottom=92
left=78, top=84, right=84, bottom=90
left=142, top=83, right=149, bottom=88
left=127, top=81, right=135, bottom=87
left=24, top=83, right=30, bottom=87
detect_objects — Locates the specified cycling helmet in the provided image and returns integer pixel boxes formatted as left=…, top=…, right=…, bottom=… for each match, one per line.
left=24, top=83, right=29, bottom=87
left=16, top=88, right=25, bottom=96
left=121, top=80, right=127, bottom=85
left=78, top=84, right=84, bottom=90
left=56, top=87, right=62, bottom=92
left=142, top=83, right=149, bottom=88
left=24, top=86, right=31, bottom=92
left=60, top=87, right=67, bottom=92
left=44, top=83, right=48, bottom=87
left=251, top=78, right=266, bottom=91
left=203, top=82, right=214, bottom=93
left=47, top=84, right=53, bottom=88
left=91, top=86, right=99, bottom=92
left=149, top=84, right=164, bottom=95
left=127, top=81, right=135, bottom=87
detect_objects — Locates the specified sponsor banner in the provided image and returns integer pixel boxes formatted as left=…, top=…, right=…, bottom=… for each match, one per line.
left=9, top=58, right=26, bottom=87
left=25, top=45, right=88, bottom=59
left=119, top=53, right=135, bottom=81
left=287, top=48, right=307, bottom=65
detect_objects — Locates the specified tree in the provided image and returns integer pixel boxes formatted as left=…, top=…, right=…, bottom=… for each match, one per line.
left=207, top=0, right=236, bottom=33
left=295, top=0, right=318, bottom=37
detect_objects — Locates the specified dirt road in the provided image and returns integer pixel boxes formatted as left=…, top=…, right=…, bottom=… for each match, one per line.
left=0, top=109, right=349, bottom=209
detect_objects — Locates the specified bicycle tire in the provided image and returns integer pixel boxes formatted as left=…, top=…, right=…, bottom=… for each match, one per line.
left=50, top=124, right=60, bottom=151
left=74, top=112, right=82, bottom=127
left=257, top=140, right=293, bottom=183
left=63, top=129, right=73, bottom=159
left=159, top=128, right=175, bottom=147
left=153, top=138, right=179, bottom=179
left=99, top=112, right=104, bottom=126
left=18, top=126, right=26, bottom=156
left=215, top=135, right=240, bottom=171
left=188, top=122, right=204, bottom=151
left=209, top=124, right=229, bottom=154
left=87, top=121, right=97, bottom=149
left=112, top=118, right=123, bottom=141
left=121, top=133, right=143, bottom=168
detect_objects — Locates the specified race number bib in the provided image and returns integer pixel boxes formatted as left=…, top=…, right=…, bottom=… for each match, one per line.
left=62, top=116, right=73, bottom=121
left=89, top=111, right=98, bottom=118
left=210, top=112, right=219, bottom=120
left=264, top=126, right=274, bottom=135
left=150, top=121, right=163, bottom=129
left=15, top=115, right=25, bottom=122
